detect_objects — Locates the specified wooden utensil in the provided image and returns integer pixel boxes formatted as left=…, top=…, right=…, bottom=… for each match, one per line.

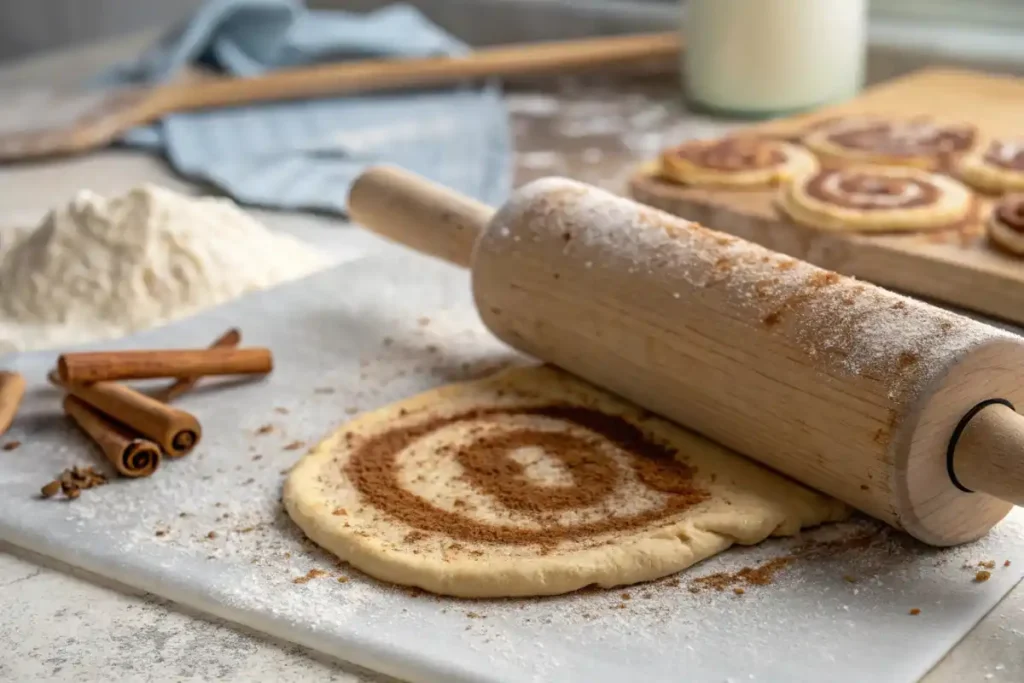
left=632, top=68, right=1024, bottom=327
left=348, top=165, right=1024, bottom=547
left=0, top=32, right=679, bottom=163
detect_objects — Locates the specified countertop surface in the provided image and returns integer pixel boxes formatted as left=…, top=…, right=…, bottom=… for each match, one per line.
left=1, top=31, right=1023, bottom=683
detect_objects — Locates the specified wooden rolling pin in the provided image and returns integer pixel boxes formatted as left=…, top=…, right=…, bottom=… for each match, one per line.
left=349, top=166, right=1024, bottom=547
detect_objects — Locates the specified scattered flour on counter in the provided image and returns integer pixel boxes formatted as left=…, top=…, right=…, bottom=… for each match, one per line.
left=0, top=185, right=329, bottom=354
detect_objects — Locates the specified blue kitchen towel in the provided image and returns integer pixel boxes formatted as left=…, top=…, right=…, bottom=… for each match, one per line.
left=97, top=0, right=512, bottom=212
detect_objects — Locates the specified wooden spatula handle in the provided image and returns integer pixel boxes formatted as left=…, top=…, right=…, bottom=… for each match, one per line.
left=157, top=32, right=680, bottom=114
left=953, top=402, right=1024, bottom=505
left=347, top=165, right=494, bottom=267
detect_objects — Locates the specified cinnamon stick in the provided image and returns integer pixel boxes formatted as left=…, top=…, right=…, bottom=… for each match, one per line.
left=58, top=346, right=272, bottom=384
left=0, top=371, right=26, bottom=436
left=63, top=395, right=161, bottom=477
left=56, top=377, right=201, bottom=457
left=152, top=328, right=242, bottom=402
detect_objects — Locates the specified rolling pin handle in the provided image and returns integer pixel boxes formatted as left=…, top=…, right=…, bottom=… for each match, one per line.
left=346, top=165, right=495, bottom=269
left=950, top=400, right=1024, bottom=506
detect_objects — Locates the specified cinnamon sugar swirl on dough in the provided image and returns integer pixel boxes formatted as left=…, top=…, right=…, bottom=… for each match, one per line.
left=802, top=116, right=977, bottom=170
left=284, top=366, right=847, bottom=598
left=988, top=194, right=1024, bottom=255
left=777, top=166, right=974, bottom=233
left=660, top=136, right=817, bottom=188
left=959, top=139, right=1024, bottom=194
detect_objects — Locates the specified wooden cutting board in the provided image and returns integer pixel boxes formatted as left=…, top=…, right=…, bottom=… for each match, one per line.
left=629, top=68, right=1024, bottom=325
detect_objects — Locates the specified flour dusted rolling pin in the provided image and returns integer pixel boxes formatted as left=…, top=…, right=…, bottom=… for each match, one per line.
left=348, top=166, right=1024, bottom=546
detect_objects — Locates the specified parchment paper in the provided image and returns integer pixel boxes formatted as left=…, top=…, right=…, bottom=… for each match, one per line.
left=0, top=245, right=1021, bottom=683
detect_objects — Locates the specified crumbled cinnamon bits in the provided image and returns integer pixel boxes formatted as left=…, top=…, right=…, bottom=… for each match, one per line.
left=975, top=570, right=992, bottom=583
left=40, top=465, right=108, bottom=500
left=39, top=481, right=61, bottom=498
left=909, top=608, right=921, bottom=616
left=691, top=557, right=794, bottom=593
left=2, top=441, right=21, bottom=451
left=293, top=568, right=327, bottom=584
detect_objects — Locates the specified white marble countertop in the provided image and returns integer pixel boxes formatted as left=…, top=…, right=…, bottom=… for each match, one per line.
left=1, top=30, right=1023, bottom=683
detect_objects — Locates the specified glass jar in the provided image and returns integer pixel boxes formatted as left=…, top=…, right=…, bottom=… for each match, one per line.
left=685, top=0, right=868, bottom=118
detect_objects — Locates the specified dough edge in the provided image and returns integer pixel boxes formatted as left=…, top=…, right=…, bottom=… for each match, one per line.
left=283, top=366, right=850, bottom=598
left=661, top=142, right=817, bottom=188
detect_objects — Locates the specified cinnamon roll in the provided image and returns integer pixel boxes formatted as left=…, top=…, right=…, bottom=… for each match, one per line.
left=958, top=139, right=1024, bottom=194
left=777, top=166, right=974, bottom=232
left=660, top=136, right=817, bottom=188
left=987, top=194, right=1024, bottom=255
left=802, top=117, right=977, bottom=170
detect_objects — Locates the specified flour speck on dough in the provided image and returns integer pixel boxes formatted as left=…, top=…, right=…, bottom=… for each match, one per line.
left=0, top=185, right=329, bottom=353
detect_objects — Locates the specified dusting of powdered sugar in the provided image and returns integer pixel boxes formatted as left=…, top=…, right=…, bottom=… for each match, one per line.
left=2, top=242, right=1022, bottom=683
left=491, top=177, right=1013, bottom=404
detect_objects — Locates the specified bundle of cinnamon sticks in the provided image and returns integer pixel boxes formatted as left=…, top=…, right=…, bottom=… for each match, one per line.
left=0, top=328, right=274, bottom=498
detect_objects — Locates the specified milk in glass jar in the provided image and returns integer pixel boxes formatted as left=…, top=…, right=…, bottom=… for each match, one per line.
left=685, top=0, right=868, bottom=118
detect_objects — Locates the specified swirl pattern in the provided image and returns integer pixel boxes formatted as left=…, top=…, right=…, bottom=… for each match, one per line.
left=346, top=404, right=707, bottom=546
left=958, top=139, right=1024, bottom=195
left=778, top=167, right=974, bottom=233
left=988, top=195, right=1024, bottom=255
left=803, top=117, right=976, bottom=169
left=668, top=138, right=785, bottom=172
left=806, top=170, right=939, bottom=210
left=121, top=440, right=161, bottom=478
left=995, top=195, right=1024, bottom=231
left=284, top=367, right=849, bottom=597
left=984, top=140, right=1024, bottom=171
left=660, top=137, right=817, bottom=188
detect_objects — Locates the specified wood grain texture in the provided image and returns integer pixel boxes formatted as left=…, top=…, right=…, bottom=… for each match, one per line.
left=474, top=177, right=1024, bottom=545
left=347, top=167, right=1024, bottom=546
left=163, top=32, right=681, bottom=112
left=630, top=68, right=1024, bottom=325
left=348, top=165, right=493, bottom=268
left=955, top=402, right=1024, bottom=507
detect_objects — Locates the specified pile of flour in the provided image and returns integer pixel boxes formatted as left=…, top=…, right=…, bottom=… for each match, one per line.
left=0, top=185, right=329, bottom=354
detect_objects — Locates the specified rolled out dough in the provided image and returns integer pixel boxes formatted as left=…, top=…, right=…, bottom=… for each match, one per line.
left=284, top=366, right=849, bottom=598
